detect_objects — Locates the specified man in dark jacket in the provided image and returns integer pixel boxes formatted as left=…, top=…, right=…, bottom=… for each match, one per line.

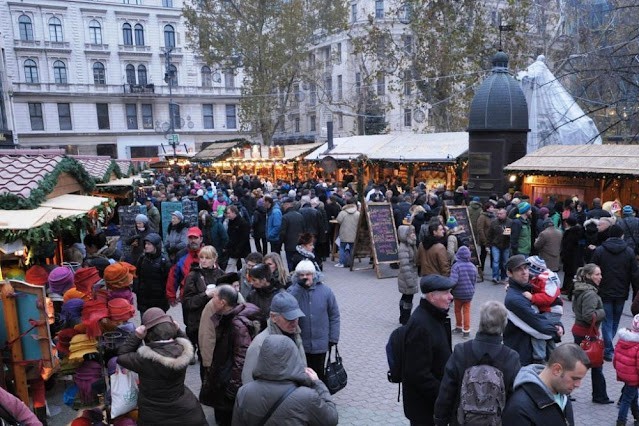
left=487, top=208, right=512, bottom=284
left=224, top=205, right=251, bottom=272
left=502, top=343, right=590, bottom=424
left=510, top=202, right=533, bottom=257
left=134, top=233, right=171, bottom=315
left=503, top=255, right=563, bottom=365
left=619, top=205, right=639, bottom=255
left=402, top=274, right=454, bottom=426
left=299, top=200, right=322, bottom=243
left=280, top=197, right=306, bottom=270
left=591, top=224, right=639, bottom=360
left=434, top=301, right=521, bottom=425
left=586, top=197, right=611, bottom=219
left=265, top=196, right=283, bottom=254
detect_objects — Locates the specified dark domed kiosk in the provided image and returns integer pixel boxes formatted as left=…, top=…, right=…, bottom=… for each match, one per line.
left=467, top=51, right=529, bottom=198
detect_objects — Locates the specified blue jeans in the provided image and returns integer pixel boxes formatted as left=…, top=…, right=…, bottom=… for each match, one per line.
left=490, top=246, right=510, bottom=281
left=338, top=242, right=352, bottom=266
left=602, top=300, right=625, bottom=358
left=619, top=385, right=638, bottom=422
left=574, top=335, right=608, bottom=401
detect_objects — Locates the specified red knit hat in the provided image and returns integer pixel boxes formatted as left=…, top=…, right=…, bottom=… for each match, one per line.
left=103, top=263, right=134, bottom=290
left=25, top=265, right=49, bottom=286
left=107, top=298, right=135, bottom=322
left=74, top=267, right=101, bottom=294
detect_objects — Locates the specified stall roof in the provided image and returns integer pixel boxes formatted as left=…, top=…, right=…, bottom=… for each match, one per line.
left=115, top=160, right=133, bottom=177
left=0, top=149, right=66, bottom=199
left=39, top=194, right=109, bottom=211
left=504, top=144, right=639, bottom=176
left=193, top=141, right=246, bottom=161
left=305, top=132, right=468, bottom=162
left=0, top=207, right=86, bottom=230
left=70, top=155, right=117, bottom=182
left=95, top=175, right=143, bottom=187
left=277, top=143, right=323, bottom=160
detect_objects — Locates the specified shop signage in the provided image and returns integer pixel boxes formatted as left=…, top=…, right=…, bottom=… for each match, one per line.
left=528, top=175, right=591, bottom=186
left=419, top=163, right=446, bottom=172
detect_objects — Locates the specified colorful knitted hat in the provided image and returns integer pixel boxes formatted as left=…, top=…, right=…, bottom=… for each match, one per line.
left=107, top=298, right=135, bottom=322
left=518, top=201, right=531, bottom=215
left=526, top=256, right=547, bottom=276
left=63, top=288, right=88, bottom=302
left=446, top=217, right=458, bottom=229
left=25, top=265, right=49, bottom=286
left=103, top=263, right=134, bottom=290
left=74, top=267, right=101, bottom=294
left=48, top=266, right=75, bottom=295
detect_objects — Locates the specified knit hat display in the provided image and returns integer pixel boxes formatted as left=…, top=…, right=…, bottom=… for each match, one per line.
left=135, top=214, right=149, bottom=224
left=107, top=288, right=135, bottom=306
left=55, top=328, right=79, bottom=356
left=108, top=298, right=135, bottom=322
left=25, top=265, right=49, bottom=286
left=446, top=217, right=458, bottom=229
left=63, top=288, right=88, bottom=302
left=81, top=300, right=109, bottom=338
left=518, top=201, right=531, bottom=215
left=623, top=205, right=634, bottom=217
left=48, top=266, right=75, bottom=295
left=103, top=263, right=134, bottom=290
left=74, top=360, right=102, bottom=404
left=295, top=259, right=316, bottom=274
left=74, top=267, right=101, bottom=294
left=632, top=314, right=639, bottom=332
left=141, top=307, right=173, bottom=330
left=68, top=334, right=99, bottom=361
left=526, top=256, right=547, bottom=276
left=60, top=299, right=85, bottom=326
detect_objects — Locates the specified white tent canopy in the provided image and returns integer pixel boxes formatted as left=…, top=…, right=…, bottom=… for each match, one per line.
left=518, top=55, right=602, bottom=153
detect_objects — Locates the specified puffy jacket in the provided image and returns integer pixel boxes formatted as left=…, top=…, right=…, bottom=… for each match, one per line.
left=164, top=221, right=188, bottom=256
left=510, top=216, right=532, bottom=255
left=288, top=278, right=340, bottom=354
left=619, top=216, right=639, bottom=254
left=591, top=237, right=639, bottom=301
left=336, top=204, right=359, bottom=243
left=487, top=217, right=512, bottom=249
left=182, top=265, right=224, bottom=332
left=134, top=233, right=171, bottom=311
left=502, top=364, right=574, bottom=424
left=299, top=205, right=322, bottom=236
left=614, top=328, right=639, bottom=386
left=417, top=236, right=450, bottom=277
left=280, top=206, right=306, bottom=251
left=397, top=225, right=418, bottom=295
left=246, top=286, right=283, bottom=331
left=233, top=335, right=338, bottom=426
left=266, top=204, right=282, bottom=242
left=226, top=216, right=251, bottom=259
left=450, top=246, right=477, bottom=301
left=571, top=278, right=605, bottom=330
left=476, top=211, right=493, bottom=246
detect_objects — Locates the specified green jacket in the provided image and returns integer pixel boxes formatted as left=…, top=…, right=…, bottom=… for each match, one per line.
left=572, top=279, right=605, bottom=328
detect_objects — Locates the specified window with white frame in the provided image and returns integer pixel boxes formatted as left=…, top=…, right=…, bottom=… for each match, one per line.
left=375, top=0, right=384, bottom=19
left=225, top=104, right=237, bottom=128
left=164, top=25, right=176, bottom=48
left=310, top=114, right=316, bottom=132
left=123, top=23, right=133, bottom=45
left=126, top=104, right=138, bottom=129
left=93, top=62, right=106, bottom=85
left=58, top=103, right=72, bottom=130
left=404, top=108, right=412, bottom=127
left=49, top=17, right=63, bottom=42
left=19, top=15, right=34, bottom=41
left=170, top=103, right=181, bottom=129
left=377, top=73, right=385, bottom=95
left=141, top=104, right=153, bottom=128
left=138, top=65, right=147, bottom=85
left=203, top=104, right=214, bottom=129
left=96, top=103, right=110, bottom=129
left=29, top=103, right=44, bottom=130
left=167, top=64, right=178, bottom=86
left=125, top=64, right=136, bottom=84
left=224, top=69, right=234, bottom=89
left=337, top=75, right=343, bottom=101
left=24, top=59, right=39, bottom=83
left=89, top=20, right=102, bottom=44
left=134, top=24, right=144, bottom=46
left=53, top=60, right=67, bottom=84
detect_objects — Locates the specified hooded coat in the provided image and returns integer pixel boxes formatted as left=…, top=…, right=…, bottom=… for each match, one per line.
left=613, top=328, right=639, bottom=386
left=397, top=225, right=419, bottom=295
left=134, top=233, right=171, bottom=312
left=449, top=246, right=477, bottom=301
left=183, top=264, right=224, bottom=333
left=476, top=210, right=494, bottom=246
left=502, top=364, right=574, bottom=424
left=117, top=333, right=206, bottom=425
left=571, top=278, right=605, bottom=330
left=232, top=335, right=338, bottom=426
left=246, top=285, right=283, bottom=331
left=417, top=235, right=450, bottom=277
left=336, top=204, right=360, bottom=243
left=266, top=203, right=282, bottom=242
left=164, top=221, right=188, bottom=256
left=591, top=236, right=639, bottom=301
left=534, top=226, right=563, bottom=271
left=467, top=201, right=483, bottom=236
left=280, top=206, right=306, bottom=252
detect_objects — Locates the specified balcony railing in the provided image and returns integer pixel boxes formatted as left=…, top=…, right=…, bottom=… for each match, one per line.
left=11, top=82, right=243, bottom=97
left=123, top=84, right=155, bottom=94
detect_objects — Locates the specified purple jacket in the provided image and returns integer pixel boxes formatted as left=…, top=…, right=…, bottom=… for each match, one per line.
left=450, top=246, right=477, bottom=301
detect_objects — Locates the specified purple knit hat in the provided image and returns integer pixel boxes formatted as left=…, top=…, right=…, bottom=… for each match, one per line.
left=60, top=299, right=85, bottom=325
left=48, top=266, right=75, bottom=295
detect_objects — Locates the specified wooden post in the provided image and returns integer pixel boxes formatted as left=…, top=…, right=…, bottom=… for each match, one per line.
left=0, top=282, right=30, bottom=405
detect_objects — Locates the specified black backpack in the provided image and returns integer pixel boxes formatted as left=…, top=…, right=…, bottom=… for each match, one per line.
left=385, top=324, right=408, bottom=401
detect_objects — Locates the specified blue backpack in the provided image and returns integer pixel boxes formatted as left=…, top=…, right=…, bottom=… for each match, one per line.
left=386, top=324, right=408, bottom=401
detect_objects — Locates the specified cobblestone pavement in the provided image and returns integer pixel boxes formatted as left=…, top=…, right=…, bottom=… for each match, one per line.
left=47, top=258, right=630, bottom=425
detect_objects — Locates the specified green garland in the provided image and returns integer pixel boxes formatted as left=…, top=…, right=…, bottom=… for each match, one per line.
left=0, top=157, right=97, bottom=210
left=99, top=161, right=123, bottom=183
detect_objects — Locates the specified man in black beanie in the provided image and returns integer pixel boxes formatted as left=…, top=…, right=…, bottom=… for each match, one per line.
left=592, top=223, right=639, bottom=361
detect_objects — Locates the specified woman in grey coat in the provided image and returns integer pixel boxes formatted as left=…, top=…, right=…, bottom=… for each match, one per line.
left=397, top=224, right=419, bottom=325
left=232, top=335, right=338, bottom=426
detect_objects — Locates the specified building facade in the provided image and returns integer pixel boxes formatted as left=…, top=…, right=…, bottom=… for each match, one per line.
left=1, top=0, right=244, bottom=159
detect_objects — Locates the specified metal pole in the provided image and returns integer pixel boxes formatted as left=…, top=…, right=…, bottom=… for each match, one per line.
left=165, top=48, right=177, bottom=164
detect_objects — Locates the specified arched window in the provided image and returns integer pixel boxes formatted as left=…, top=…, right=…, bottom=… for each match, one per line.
left=137, top=65, right=147, bottom=86
left=125, top=64, right=136, bottom=84
left=89, top=20, right=102, bottom=44
left=201, top=66, right=212, bottom=87
left=49, top=17, right=63, bottom=42
left=167, top=64, right=178, bottom=87
left=122, top=23, right=133, bottom=45
left=53, top=60, right=67, bottom=84
left=24, top=59, right=39, bottom=83
left=134, top=24, right=144, bottom=46
left=93, top=62, right=106, bottom=85
left=164, top=25, right=175, bottom=48
left=19, top=15, right=34, bottom=41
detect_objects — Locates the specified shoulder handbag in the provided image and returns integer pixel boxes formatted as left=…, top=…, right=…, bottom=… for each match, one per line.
left=579, top=314, right=604, bottom=368
left=324, top=345, right=348, bottom=395
left=258, top=385, right=297, bottom=426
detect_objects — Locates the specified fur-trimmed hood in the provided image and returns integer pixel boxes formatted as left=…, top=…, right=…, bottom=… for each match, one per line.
left=617, top=328, right=639, bottom=343
left=136, top=337, right=194, bottom=370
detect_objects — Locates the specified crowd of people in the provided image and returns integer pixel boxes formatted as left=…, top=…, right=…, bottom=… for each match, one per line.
left=10, top=168, right=639, bottom=425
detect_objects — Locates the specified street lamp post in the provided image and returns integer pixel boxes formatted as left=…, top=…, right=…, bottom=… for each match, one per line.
left=164, top=48, right=178, bottom=165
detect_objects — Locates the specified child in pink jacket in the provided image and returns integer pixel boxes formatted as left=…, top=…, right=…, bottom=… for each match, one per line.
left=613, top=314, right=639, bottom=425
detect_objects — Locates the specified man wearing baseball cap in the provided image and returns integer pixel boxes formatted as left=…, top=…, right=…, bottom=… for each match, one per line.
left=166, top=226, right=204, bottom=324
left=402, top=274, right=454, bottom=424
left=503, top=255, right=564, bottom=365
left=241, top=292, right=306, bottom=384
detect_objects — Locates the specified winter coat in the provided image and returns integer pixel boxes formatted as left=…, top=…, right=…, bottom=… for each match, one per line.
left=487, top=216, right=512, bottom=249
left=592, top=237, right=639, bottom=301
left=0, top=387, right=41, bottom=426
left=241, top=319, right=306, bottom=385
left=200, top=303, right=261, bottom=409
left=450, top=247, right=477, bottom=301
left=299, top=205, right=322, bottom=236
left=146, top=204, right=161, bottom=232
left=246, top=286, right=283, bottom=331
left=117, top=333, right=207, bottom=425
left=314, top=204, right=329, bottom=244
left=208, top=219, right=229, bottom=256
left=534, top=226, right=563, bottom=271
left=290, top=245, right=322, bottom=272
left=166, top=248, right=200, bottom=303
left=417, top=235, right=450, bottom=277
left=134, top=233, right=171, bottom=312
left=510, top=216, right=532, bottom=256
left=232, top=335, right=338, bottom=426
left=280, top=206, right=306, bottom=252
left=571, top=278, right=605, bottom=331
left=164, top=221, right=188, bottom=256
left=197, top=293, right=246, bottom=368
left=560, top=225, right=584, bottom=270
left=433, top=333, right=521, bottom=426
left=467, top=201, right=482, bottom=235
left=476, top=211, right=493, bottom=246
left=503, top=277, right=562, bottom=366
left=502, top=364, right=574, bottom=425
left=182, top=265, right=224, bottom=333
left=336, top=204, right=359, bottom=243
left=252, top=205, right=267, bottom=238
left=288, top=279, right=340, bottom=354
left=402, top=298, right=452, bottom=424
left=226, top=216, right=251, bottom=259
left=266, top=204, right=282, bottom=242
left=126, top=226, right=151, bottom=263
left=397, top=225, right=419, bottom=295
left=614, top=328, right=639, bottom=386
left=619, top=216, right=639, bottom=254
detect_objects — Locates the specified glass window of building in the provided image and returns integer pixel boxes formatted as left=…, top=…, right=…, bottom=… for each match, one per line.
left=123, top=23, right=133, bottom=45
left=126, top=104, right=138, bottom=129
left=93, top=62, right=106, bottom=84
left=203, top=104, right=214, bottom=129
left=58, top=103, right=72, bottom=130
left=134, top=24, right=144, bottom=46
left=29, top=103, right=44, bottom=130
left=49, top=17, right=63, bottom=42
left=96, top=103, right=110, bottom=129
left=126, top=64, right=136, bottom=84
left=24, top=59, right=39, bottom=83
left=19, top=15, right=34, bottom=41
left=141, top=104, right=153, bottom=129
left=138, top=65, right=147, bottom=85
left=89, top=20, right=102, bottom=44
left=225, top=104, right=236, bottom=129
left=201, top=66, right=212, bottom=87
left=164, top=25, right=176, bottom=48
left=53, top=60, right=67, bottom=84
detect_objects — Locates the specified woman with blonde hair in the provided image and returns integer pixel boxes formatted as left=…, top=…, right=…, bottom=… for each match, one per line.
left=264, top=252, right=291, bottom=289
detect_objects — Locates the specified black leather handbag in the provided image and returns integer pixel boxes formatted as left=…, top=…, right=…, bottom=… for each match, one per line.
left=324, top=345, right=347, bottom=395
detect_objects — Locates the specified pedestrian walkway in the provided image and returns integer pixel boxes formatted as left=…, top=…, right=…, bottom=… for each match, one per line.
left=46, top=260, right=629, bottom=425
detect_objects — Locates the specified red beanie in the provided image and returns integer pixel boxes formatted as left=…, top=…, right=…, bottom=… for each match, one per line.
left=74, top=267, right=101, bottom=294
left=25, top=265, right=49, bottom=286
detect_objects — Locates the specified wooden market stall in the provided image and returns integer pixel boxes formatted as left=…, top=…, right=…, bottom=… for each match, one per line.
left=305, top=132, right=469, bottom=190
left=70, top=155, right=122, bottom=184
left=504, top=144, right=639, bottom=205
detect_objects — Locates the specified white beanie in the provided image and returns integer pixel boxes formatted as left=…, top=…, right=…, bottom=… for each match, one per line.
left=295, top=259, right=316, bottom=274
left=288, top=189, right=297, bottom=198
